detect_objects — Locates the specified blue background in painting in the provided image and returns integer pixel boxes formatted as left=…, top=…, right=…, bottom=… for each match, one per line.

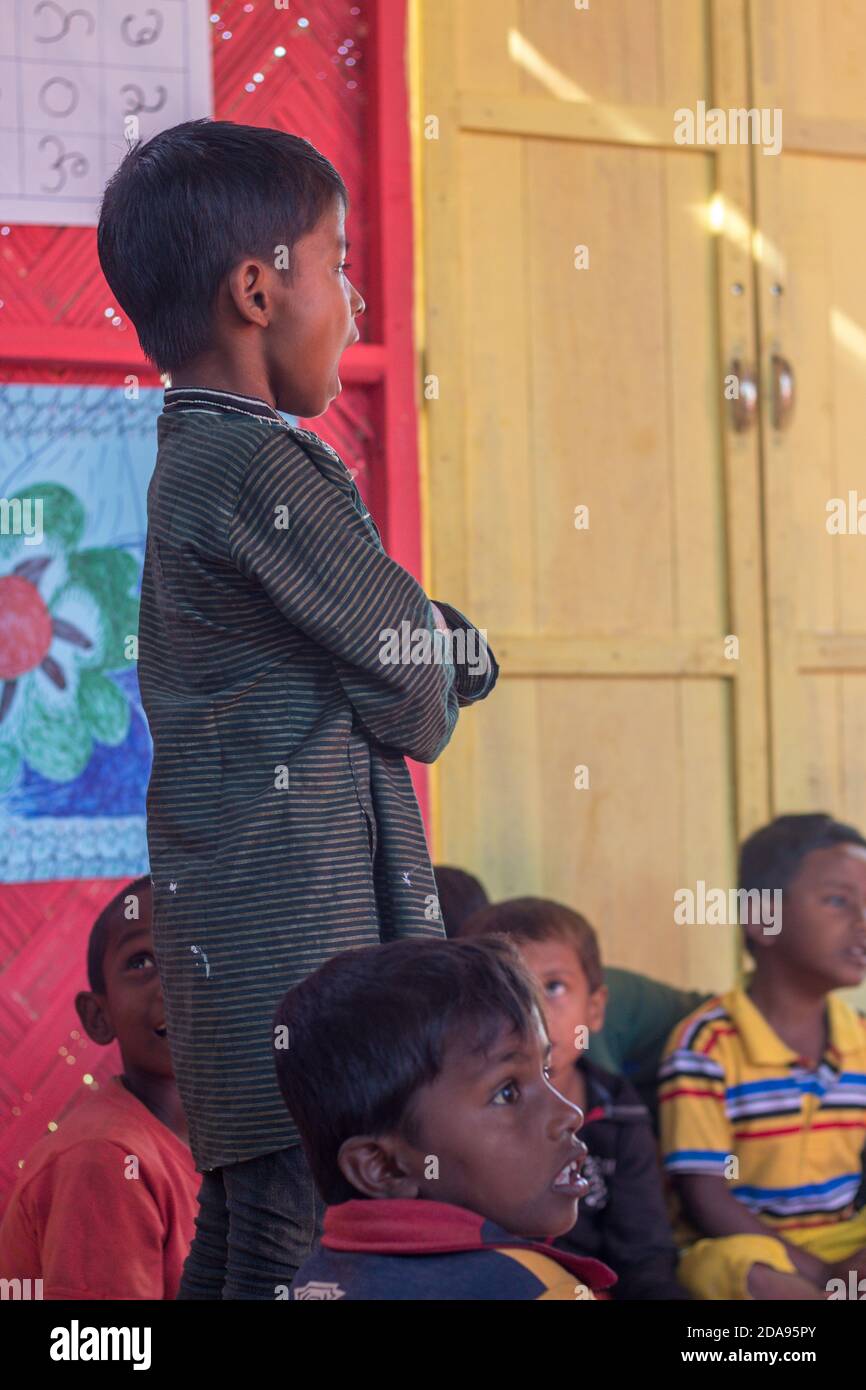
left=3, top=667, right=151, bottom=818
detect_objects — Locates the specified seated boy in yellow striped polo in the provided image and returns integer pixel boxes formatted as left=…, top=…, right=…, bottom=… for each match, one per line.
left=659, top=814, right=866, bottom=1300
left=97, top=119, right=498, bottom=1298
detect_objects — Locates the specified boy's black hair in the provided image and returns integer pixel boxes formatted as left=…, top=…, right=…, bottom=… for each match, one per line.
left=87, top=875, right=152, bottom=994
left=433, top=864, right=489, bottom=938
left=97, top=119, right=348, bottom=373
left=273, top=937, right=544, bottom=1205
left=456, top=896, right=604, bottom=993
left=739, top=813, right=866, bottom=895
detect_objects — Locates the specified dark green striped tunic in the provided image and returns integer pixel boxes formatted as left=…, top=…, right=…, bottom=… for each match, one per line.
left=138, top=387, right=498, bottom=1171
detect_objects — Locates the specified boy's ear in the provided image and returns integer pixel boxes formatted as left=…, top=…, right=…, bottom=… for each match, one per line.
left=337, top=1134, right=420, bottom=1200
left=226, top=260, right=272, bottom=328
left=75, top=990, right=116, bottom=1047
left=587, top=984, right=608, bottom=1033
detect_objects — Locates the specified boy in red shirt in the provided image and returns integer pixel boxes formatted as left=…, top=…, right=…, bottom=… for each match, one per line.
left=0, top=876, right=199, bottom=1299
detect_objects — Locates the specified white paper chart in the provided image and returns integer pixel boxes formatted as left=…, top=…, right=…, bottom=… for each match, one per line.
left=0, top=0, right=214, bottom=225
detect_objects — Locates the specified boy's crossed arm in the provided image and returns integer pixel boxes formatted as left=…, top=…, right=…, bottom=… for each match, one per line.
left=229, top=435, right=498, bottom=764
left=430, top=599, right=497, bottom=708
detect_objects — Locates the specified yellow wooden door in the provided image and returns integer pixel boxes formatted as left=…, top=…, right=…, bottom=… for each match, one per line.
left=410, top=0, right=769, bottom=991
left=750, top=0, right=866, bottom=818
left=748, top=0, right=866, bottom=1008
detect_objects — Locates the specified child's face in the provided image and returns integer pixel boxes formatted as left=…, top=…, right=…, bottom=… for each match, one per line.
left=371, top=1011, right=589, bottom=1239
left=269, top=195, right=364, bottom=417
left=751, top=844, right=866, bottom=989
left=517, top=937, right=607, bottom=1088
left=76, top=892, right=174, bottom=1078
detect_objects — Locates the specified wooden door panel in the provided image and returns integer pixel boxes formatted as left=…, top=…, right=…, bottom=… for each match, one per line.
left=748, top=0, right=866, bottom=1007
left=414, top=0, right=767, bottom=989
left=456, top=0, right=708, bottom=109
left=447, top=675, right=737, bottom=992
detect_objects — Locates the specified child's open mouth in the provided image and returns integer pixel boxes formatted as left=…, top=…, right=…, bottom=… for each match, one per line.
left=154, top=1025, right=167, bottom=1039
left=552, top=1156, right=589, bottom=1196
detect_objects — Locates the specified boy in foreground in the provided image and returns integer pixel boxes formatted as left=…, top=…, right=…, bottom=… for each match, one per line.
left=0, top=877, right=199, bottom=1299
left=275, top=937, right=617, bottom=1300
left=97, top=120, right=498, bottom=1296
left=660, top=814, right=866, bottom=1299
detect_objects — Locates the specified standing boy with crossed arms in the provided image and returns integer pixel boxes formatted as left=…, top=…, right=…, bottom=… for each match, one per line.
left=97, top=119, right=498, bottom=1298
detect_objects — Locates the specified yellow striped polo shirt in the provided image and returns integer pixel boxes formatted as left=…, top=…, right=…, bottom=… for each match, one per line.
left=658, top=988, right=866, bottom=1236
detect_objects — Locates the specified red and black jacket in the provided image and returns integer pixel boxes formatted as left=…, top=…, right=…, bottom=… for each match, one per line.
left=291, top=1197, right=617, bottom=1301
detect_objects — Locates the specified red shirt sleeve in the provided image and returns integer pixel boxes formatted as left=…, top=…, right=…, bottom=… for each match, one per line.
left=12, top=1140, right=171, bottom=1300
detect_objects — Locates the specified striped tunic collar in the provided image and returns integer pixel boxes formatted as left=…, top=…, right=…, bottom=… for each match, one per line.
left=163, top=385, right=289, bottom=427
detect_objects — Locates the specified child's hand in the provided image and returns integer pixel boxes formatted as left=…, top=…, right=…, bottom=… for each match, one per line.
left=746, top=1263, right=828, bottom=1300
left=430, top=603, right=450, bottom=634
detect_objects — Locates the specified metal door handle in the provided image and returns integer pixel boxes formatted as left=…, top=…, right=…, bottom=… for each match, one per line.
left=727, top=358, right=758, bottom=433
left=770, top=353, right=795, bottom=431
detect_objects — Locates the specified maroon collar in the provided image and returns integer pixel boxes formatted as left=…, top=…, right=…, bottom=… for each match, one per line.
left=322, top=1197, right=617, bottom=1292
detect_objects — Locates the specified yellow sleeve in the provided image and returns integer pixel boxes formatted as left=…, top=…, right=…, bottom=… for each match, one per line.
left=658, top=1012, right=733, bottom=1179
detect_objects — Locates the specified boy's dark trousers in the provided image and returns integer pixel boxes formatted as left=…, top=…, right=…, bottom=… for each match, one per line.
left=177, top=1145, right=325, bottom=1300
